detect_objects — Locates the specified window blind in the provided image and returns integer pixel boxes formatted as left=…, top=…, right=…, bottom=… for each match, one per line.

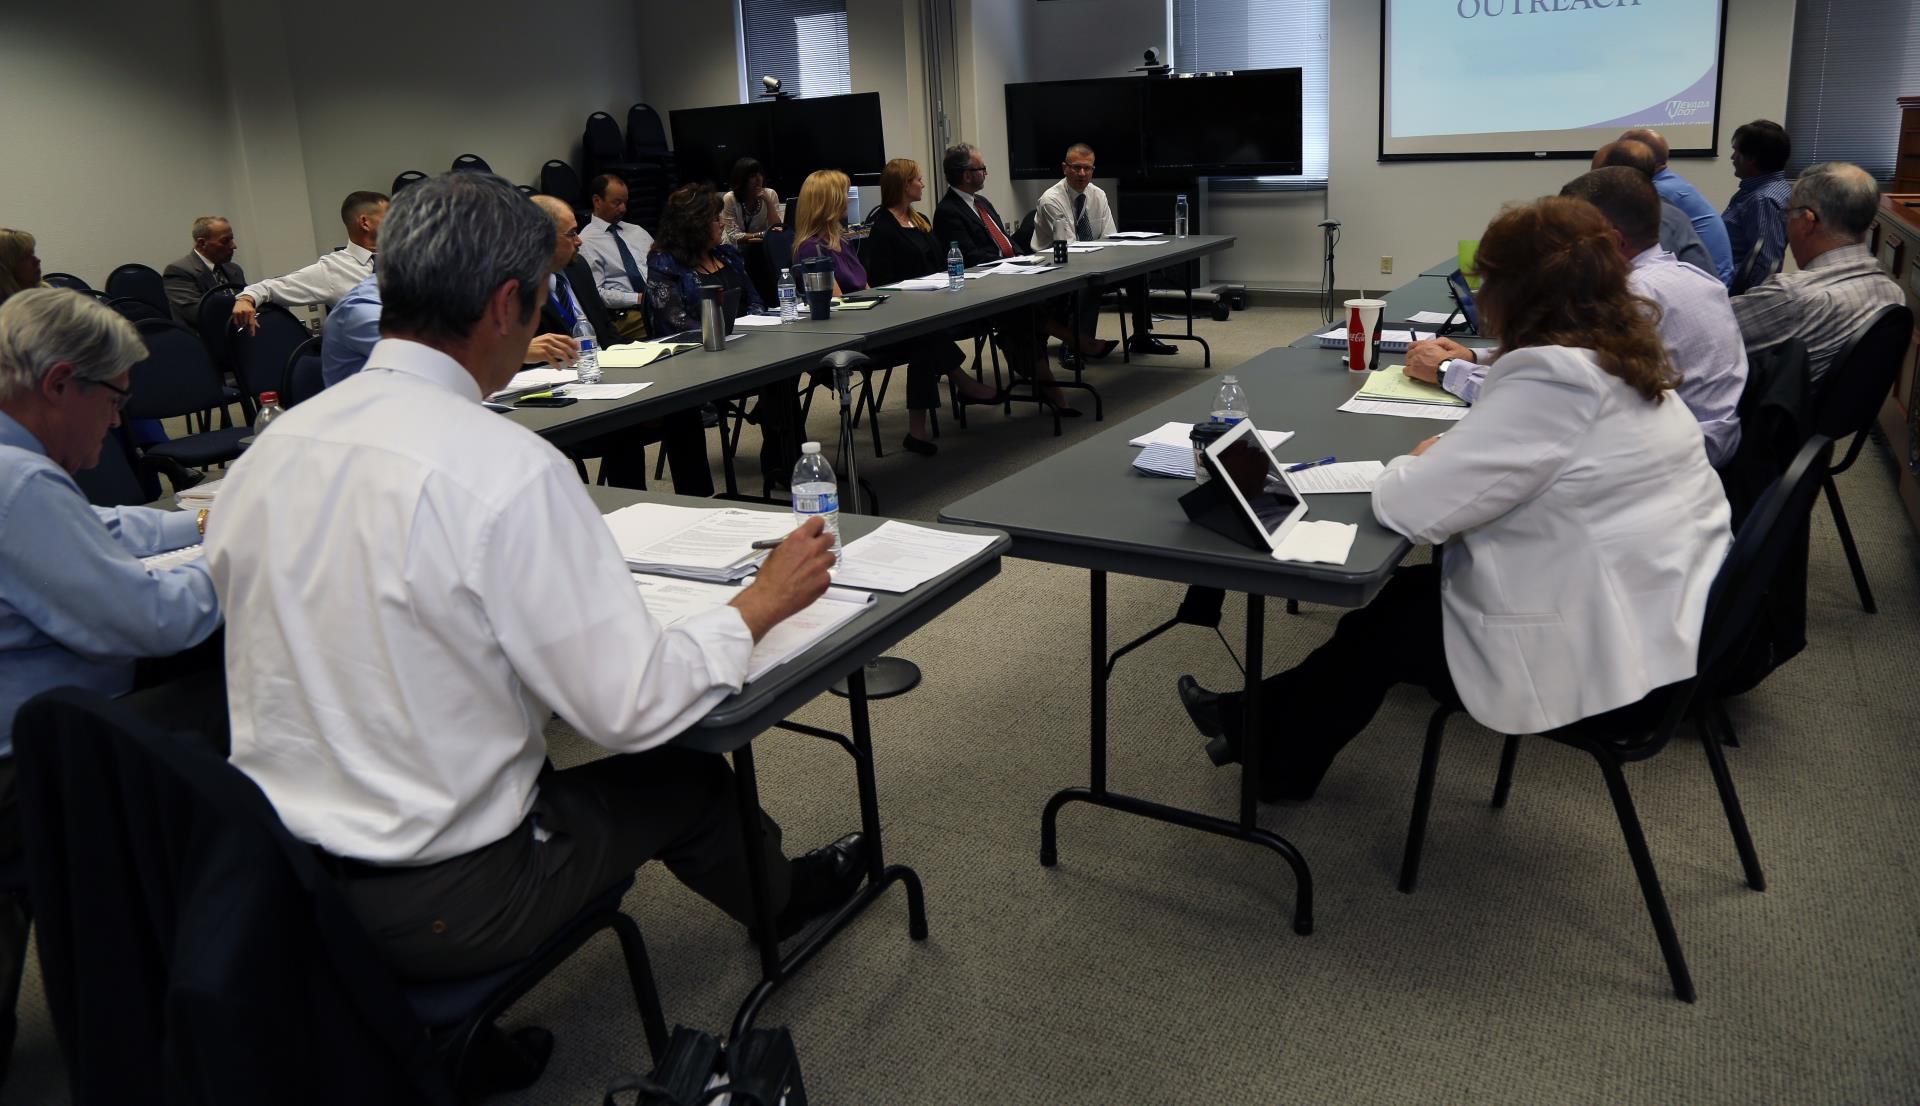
left=1171, top=0, right=1330, bottom=188
left=739, top=0, right=851, bottom=101
left=1784, top=0, right=1920, bottom=181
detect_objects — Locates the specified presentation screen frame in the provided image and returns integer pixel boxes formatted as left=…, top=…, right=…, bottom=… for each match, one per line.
left=1375, top=0, right=1730, bottom=163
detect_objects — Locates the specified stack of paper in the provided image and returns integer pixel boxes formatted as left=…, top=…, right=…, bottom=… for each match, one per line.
left=1338, top=395, right=1470, bottom=421
left=1282, top=460, right=1385, bottom=493
left=1067, top=244, right=1104, bottom=253
left=632, top=574, right=874, bottom=683
left=1105, top=231, right=1163, bottom=239
left=1315, top=329, right=1434, bottom=354
left=175, top=480, right=223, bottom=512
left=1406, top=310, right=1459, bottom=325
left=603, top=503, right=798, bottom=582
left=889, top=274, right=955, bottom=291
left=600, top=343, right=687, bottom=369
left=142, top=544, right=206, bottom=572
left=1355, top=365, right=1468, bottom=407
left=831, top=520, right=999, bottom=593
left=1132, top=442, right=1195, bottom=478
left=1127, top=421, right=1294, bottom=451
left=731, top=314, right=787, bottom=328
left=565, top=382, right=652, bottom=401
left=975, top=260, right=1054, bottom=276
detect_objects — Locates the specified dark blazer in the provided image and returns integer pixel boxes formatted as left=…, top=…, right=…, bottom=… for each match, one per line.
left=861, top=210, right=944, bottom=288
left=162, top=251, right=246, bottom=324
left=538, top=256, right=617, bottom=348
left=933, top=189, right=1016, bottom=268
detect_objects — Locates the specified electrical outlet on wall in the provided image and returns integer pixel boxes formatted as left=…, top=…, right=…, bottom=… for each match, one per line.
left=1380, top=256, right=1393, bottom=274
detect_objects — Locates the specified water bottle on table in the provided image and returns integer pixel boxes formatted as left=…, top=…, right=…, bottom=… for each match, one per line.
left=1191, top=375, right=1248, bottom=483
left=572, top=318, right=601, bottom=384
left=777, top=268, right=799, bottom=321
left=947, top=243, right=966, bottom=291
left=253, top=391, right=285, bottom=434
left=790, top=442, right=842, bottom=565
left=1174, top=194, right=1190, bottom=239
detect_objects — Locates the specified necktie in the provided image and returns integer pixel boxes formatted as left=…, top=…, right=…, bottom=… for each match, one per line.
left=1073, top=193, right=1093, bottom=242
left=550, top=277, right=577, bottom=328
left=977, top=197, right=1015, bottom=258
left=609, top=225, right=646, bottom=289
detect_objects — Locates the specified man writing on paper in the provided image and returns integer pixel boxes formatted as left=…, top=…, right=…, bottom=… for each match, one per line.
left=207, top=175, right=866, bottom=1072
left=1406, top=169, right=1748, bottom=467
left=1032, top=144, right=1176, bottom=357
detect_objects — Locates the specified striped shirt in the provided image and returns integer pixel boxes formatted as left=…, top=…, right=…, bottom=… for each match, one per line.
left=1731, top=242, right=1904, bottom=388
left=1722, top=171, right=1791, bottom=294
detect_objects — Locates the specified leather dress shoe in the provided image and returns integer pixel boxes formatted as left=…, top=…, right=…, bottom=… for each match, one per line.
left=1131, top=336, right=1178, bottom=356
left=958, top=386, right=1009, bottom=407
left=902, top=434, right=937, bottom=456
left=771, top=832, right=867, bottom=940
left=1178, top=676, right=1242, bottom=767
left=1084, top=339, right=1120, bottom=360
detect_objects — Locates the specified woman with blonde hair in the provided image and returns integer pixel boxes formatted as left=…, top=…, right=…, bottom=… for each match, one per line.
left=1177, top=195, right=1731, bottom=801
left=0, top=230, right=44, bottom=303
left=793, top=167, right=999, bottom=454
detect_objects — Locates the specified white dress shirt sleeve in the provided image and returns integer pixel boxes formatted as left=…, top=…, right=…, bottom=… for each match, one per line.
left=239, top=253, right=350, bottom=309
left=477, top=457, right=755, bottom=752
left=1032, top=187, right=1068, bottom=250
left=1372, top=351, right=1601, bottom=545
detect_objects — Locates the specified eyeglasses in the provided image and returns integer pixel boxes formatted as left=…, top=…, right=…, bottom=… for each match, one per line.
left=965, top=164, right=989, bottom=176
left=1065, top=162, right=1096, bottom=173
left=88, top=378, right=131, bottom=412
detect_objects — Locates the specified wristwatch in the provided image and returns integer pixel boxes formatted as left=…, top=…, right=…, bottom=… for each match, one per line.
left=196, top=508, right=209, bottom=537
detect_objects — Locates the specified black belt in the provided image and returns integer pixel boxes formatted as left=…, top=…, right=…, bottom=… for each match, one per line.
left=310, top=846, right=425, bottom=880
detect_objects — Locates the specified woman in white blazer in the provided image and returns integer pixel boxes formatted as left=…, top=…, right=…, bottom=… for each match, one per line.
left=1179, top=196, right=1732, bottom=802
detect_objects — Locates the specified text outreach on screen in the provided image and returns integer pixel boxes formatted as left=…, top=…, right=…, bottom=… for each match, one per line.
left=1379, top=0, right=1728, bottom=161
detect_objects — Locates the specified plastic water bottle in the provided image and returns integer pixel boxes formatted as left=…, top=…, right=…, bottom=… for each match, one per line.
left=1210, top=375, right=1248, bottom=426
left=790, top=442, right=842, bottom=564
left=1174, top=194, right=1190, bottom=239
left=846, top=184, right=863, bottom=227
left=777, top=268, right=799, bottom=321
left=253, top=391, right=285, bottom=434
left=946, top=243, right=965, bottom=290
left=572, top=318, right=601, bottom=384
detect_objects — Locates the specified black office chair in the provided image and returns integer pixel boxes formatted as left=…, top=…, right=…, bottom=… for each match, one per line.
left=194, top=285, right=239, bottom=372
left=125, top=319, right=252, bottom=470
left=1399, top=436, right=1834, bottom=1003
left=540, top=159, right=584, bottom=206
left=105, top=263, right=168, bottom=314
left=1807, top=302, right=1914, bottom=613
left=42, top=272, right=91, bottom=291
left=233, top=304, right=311, bottom=404
left=16, top=688, right=669, bottom=1105
left=391, top=169, right=429, bottom=194
left=109, top=296, right=169, bottom=324
left=1011, top=209, right=1037, bottom=255
left=450, top=153, right=491, bottom=174
left=282, top=336, right=325, bottom=407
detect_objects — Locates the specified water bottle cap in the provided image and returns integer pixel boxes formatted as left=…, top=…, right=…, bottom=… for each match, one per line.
left=1221, top=375, right=1237, bottom=384
left=259, top=391, right=278, bottom=405
left=801, top=441, right=821, bottom=454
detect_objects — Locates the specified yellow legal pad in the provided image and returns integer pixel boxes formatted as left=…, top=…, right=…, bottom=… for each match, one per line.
left=1357, top=365, right=1470, bottom=407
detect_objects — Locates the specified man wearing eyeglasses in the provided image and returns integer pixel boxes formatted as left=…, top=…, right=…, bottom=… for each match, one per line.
left=1731, top=161, right=1902, bottom=387
left=1033, top=143, right=1177, bottom=358
left=0, top=287, right=221, bottom=1065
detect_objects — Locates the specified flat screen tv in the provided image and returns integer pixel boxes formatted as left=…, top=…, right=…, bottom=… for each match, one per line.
left=773, top=92, right=888, bottom=195
left=670, top=103, right=773, bottom=190
left=1004, top=78, right=1145, bottom=180
left=1142, top=69, right=1303, bottom=176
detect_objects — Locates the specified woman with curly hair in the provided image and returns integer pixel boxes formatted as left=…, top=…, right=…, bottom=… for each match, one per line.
left=1176, top=195, right=1732, bottom=802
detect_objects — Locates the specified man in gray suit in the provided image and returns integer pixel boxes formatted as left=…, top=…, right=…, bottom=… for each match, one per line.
left=162, top=216, right=245, bottom=325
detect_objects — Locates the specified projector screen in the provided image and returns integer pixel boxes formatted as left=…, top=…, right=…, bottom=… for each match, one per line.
left=1379, top=0, right=1728, bottom=161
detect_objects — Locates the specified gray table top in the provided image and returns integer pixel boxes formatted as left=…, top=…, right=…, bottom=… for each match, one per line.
left=938, top=344, right=1459, bottom=605
left=503, top=329, right=863, bottom=449
left=584, top=486, right=1009, bottom=751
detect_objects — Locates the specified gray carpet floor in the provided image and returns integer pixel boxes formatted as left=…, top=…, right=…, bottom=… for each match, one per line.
left=8, top=305, right=1919, bottom=1104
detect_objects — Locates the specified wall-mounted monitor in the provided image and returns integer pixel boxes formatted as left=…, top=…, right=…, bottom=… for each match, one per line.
left=671, top=93, right=888, bottom=199
left=1004, top=78, right=1145, bottom=180
left=1143, top=69, right=1303, bottom=176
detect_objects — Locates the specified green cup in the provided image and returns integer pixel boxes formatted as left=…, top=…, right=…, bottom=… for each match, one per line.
left=1457, top=239, right=1480, bottom=289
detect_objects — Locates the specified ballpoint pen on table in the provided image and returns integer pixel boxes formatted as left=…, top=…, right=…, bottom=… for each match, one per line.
left=1287, top=456, right=1337, bottom=472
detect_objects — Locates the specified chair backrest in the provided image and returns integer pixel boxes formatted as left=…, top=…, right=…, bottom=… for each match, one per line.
left=1013, top=209, right=1037, bottom=255
left=1697, top=435, right=1834, bottom=691
left=762, top=227, right=795, bottom=286
left=125, top=319, right=230, bottom=421
left=1812, top=303, right=1913, bottom=447
left=13, top=689, right=453, bottom=1105
left=71, top=426, right=151, bottom=507
left=583, top=111, right=625, bottom=164
left=194, top=285, right=239, bottom=368
left=391, top=169, right=429, bottom=195
left=43, top=272, right=91, bottom=291
left=1734, top=238, right=1767, bottom=293
left=109, top=296, right=169, bottom=324
left=105, top=263, right=168, bottom=313
left=282, top=336, right=324, bottom=407
left=450, top=153, right=491, bottom=174
left=541, top=159, right=583, bottom=205
left=625, top=103, right=670, bottom=159
left=234, top=304, right=311, bottom=399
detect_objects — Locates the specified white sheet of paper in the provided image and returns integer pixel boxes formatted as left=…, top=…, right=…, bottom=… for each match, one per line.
left=1280, top=461, right=1386, bottom=494
left=1406, top=310, right=1458, bottom=325
left=564, top=382, right=652, bottom=400
left=500, top=367, right=578, bottom=392
left=1272, top=520, right=1358, bottom=565
left=598, top=344, right=674, bottom=369
left=1104, top=231, right=1163, bottom=239
left=832, top=520, right=999, bottom=593
left=976, top=261, right=1054, bottom=276
left=1337, top=395, right=1471, bottom=421
left=890, top=274, right=956, bottom=291
left=141, top=544, right=206, bottom=572
left=1099, top=239, right=1171, bottom=247
left=1126, top=420, right=1295, bottom=450
left=604, top=504, right=795, bottom=573
left=730, top=314, right=787, bottom=327
left=1067, top=244, right=1104, bottom=252
left=632, top=574, right=871, bottom=682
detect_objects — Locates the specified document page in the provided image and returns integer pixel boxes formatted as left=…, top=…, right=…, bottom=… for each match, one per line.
left=1281, top=461, right=1386, bottom=494
left=832, top=520, right=998, bottom=593
left=1128, top=420, right=1294, bottom=450
left=564, top=382, right=652, bottom=400
left=604, top=504, right=798, bottom=579
left=1356, top=366, right=1468, bottom=406
left=599, top=343, right=677, bottom=369
left=632, top=574, right=873, bottom=682
left=1338, top=395, right=1471, bottom=421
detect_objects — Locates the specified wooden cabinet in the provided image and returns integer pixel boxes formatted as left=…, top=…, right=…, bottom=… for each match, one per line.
left=1870, top=193, right=1920, bottom=534
left=1897, top=96, right=1920, bottom=195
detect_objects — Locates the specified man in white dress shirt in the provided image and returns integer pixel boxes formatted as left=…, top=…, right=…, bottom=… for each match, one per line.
left=1031, top=144, right=1175, bottom=356
left=207, top=174, right=862, bottom=1000
left=576, top=174, right=654, bottom=340
left=1406, top=168, right=1749, bottom=467
left=230, top=190, right=388, bottom=335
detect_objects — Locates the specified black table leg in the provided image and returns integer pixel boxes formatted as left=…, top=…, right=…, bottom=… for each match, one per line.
left=729, top=667, right=928, bottom=1042
left=1040, top=572, right=1313, bottom=935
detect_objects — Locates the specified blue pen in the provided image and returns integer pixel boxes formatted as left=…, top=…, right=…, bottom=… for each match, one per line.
left=1287, top=456, right=1337, bottom=472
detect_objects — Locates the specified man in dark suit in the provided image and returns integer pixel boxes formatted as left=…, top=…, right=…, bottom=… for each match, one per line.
left=531, top=195, right=713, bottom=496
left=162, top=217, right=245, bottom=325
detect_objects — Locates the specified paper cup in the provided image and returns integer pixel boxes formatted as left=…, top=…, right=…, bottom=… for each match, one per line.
left=1344, top=298, right=1386, bottom=371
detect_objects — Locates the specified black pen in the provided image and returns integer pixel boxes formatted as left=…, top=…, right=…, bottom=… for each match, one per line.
left=749, top=538, right=784, bottom=550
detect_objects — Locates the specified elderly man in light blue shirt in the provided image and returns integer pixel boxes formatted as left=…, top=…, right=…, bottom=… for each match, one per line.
left=1407, top=167, right=1748, bottom=466
left=0, top=286, right=221, bottom=1061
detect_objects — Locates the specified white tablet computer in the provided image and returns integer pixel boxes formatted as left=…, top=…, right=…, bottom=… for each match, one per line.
left=1200, top=419, right=1309, bottom=551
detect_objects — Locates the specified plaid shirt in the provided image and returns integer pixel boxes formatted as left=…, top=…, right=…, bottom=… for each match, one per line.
left=1722, top=171, right=1791, bottom=293
left=1731, top=243, right=1903, bottom=388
